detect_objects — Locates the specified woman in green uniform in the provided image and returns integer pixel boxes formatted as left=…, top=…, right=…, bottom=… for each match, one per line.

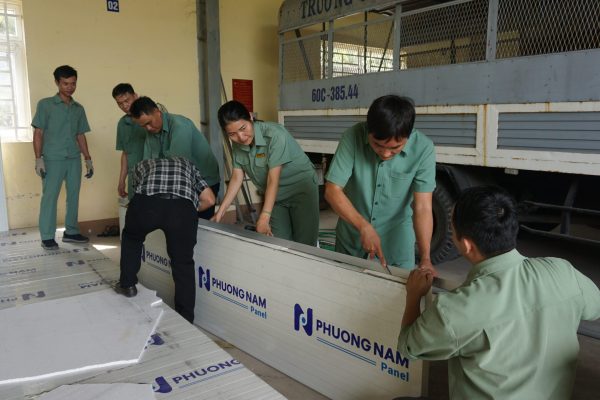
left=213, top=100, right=319, bottom=246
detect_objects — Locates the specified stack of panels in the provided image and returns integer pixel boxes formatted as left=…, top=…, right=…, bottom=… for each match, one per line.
left=0, top=229, right=286, bottom=400
left=0, top=230, right=120, bottom=310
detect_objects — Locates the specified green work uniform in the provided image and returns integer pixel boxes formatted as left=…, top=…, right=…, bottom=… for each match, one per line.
left=115, top=115, right=146, bottom=199
left=398, top=250, right=600, bottom=400
left=32, top=94, right=91, bottom=240
left=143, top=112, right=219, bottom=187
left=325, top=122, right=435, bottom=268
left=232, top=121, right=319, bottom=246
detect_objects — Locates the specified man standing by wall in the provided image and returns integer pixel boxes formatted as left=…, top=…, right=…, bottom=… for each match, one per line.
left=398, top=186, right=600, bottom=399
left=325, top=95, right=436, bottom=270
left=112, top=83, right=146, bottom=200
left=129, top=96, right=220, bottom=219
left=32, top=65, right=93, bottom=250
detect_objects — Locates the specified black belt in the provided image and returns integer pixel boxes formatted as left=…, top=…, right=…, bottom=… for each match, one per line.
left=151, top=193, right=185, bottom=200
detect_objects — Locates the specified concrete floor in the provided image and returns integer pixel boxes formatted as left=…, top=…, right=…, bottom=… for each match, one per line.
left=92, top=211, right=600, bottom=399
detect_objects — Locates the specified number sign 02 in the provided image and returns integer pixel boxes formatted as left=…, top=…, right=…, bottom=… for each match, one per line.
left=107, top=0, right=119, bottom=13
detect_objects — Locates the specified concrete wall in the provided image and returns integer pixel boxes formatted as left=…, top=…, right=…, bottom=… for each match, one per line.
left=2, top=0, right=282, bottom=229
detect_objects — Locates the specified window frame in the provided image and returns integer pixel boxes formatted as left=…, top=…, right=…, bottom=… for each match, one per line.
left=0, top=0, right=31, bottom=143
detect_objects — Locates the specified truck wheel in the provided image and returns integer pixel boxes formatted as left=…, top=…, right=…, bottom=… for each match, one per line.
left=430, top=181, right=459, bottom=264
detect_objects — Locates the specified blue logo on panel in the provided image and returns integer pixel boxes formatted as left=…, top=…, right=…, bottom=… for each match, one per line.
left=153, top=359, right=243, bottom=393
left=145, top=333, right=165, bottom=350
left=197, top=265, right=267, bottom=319
left=293, top=303, right=411, bottom=382
left=198, top=266, right=210, bottom=291
left=149, top=333, right=164, bottom=346
left=294, top=304, right=313, bottom=336
left=153, top=376, right=172, bottom=393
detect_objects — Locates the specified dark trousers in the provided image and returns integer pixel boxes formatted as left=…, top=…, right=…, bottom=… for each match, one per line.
left=120, top=194, right=198, bottom=323
left=197, top=182, right=220, bottom=220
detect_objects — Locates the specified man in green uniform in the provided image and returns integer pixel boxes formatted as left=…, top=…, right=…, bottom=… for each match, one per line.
left=398, top=186, right=600, bottom=400
left=32, top=65, right=93, bottom=250
left=325, top=95, right=435, bottom=269
left=129, top=96, right=220, bottom=219
left=112, top=83, right=146, bottom=200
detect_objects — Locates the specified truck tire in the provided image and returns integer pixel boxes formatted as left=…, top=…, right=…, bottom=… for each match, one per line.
left=430, top=181, right=459, bottom=264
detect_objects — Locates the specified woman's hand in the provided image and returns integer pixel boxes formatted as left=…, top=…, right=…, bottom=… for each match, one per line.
left=211, top=210, right=223, bottom=223
left=256, top=212, right=273, bottom=236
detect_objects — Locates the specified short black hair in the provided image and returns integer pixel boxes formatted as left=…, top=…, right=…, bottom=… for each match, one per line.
left=130, top=96, right=158, bottom=118
left=366, top=95, right=415, bottom=140
left=112, top=83, right=134, bottom=98
left=452, top=186, right=519, bottom=257
left=217, top=100, right=252, bottom=129
left=53, top=65, right=77, bottom=81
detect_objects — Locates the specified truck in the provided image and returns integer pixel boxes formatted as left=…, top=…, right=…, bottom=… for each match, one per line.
left=277, top=0, right=600, bottom=264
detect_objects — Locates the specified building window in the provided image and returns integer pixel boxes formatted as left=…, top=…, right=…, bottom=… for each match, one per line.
left=0, top=1, right=31, bottom=142
left=328, top=42, right=394, bottom=77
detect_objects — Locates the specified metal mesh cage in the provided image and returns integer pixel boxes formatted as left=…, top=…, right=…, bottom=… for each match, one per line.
left=496, top=0, right=600, bottom=59
left=399, top=0, right=488, bottom=69
left=282, top=27, right=328, bottom=83
left=331, top=17, right=394, bottom=77
left=280, top=0, right=600, bottom=82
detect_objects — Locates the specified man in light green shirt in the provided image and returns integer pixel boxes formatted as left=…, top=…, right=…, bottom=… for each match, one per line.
left=112, top=83, right=146, bottom=200
left=325, top=95, right=436, bottom=269
left=129, top=96, right=220, bottom=219
left=398, top=186, right=600, bottom=400
left=32, top=65, right=94, bottom=250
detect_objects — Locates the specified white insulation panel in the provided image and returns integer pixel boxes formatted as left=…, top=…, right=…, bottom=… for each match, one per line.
left=140, top=221, right=426, bottom=400
left=0, top=228, right=286, bottom=400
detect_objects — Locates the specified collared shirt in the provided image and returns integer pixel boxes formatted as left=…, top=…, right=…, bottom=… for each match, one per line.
left=325, top=122, right=436, bottom=268
left=31, top=94, right=91, bottom=161
left=115, top=115, right=147, bottom=171
left=132, top=157, right=209, bottom=210
left=231, top=121, right=316, bottom=200
left=143, top=112, right=220, bottom=186
left=398, top=249, right=600, bottom=400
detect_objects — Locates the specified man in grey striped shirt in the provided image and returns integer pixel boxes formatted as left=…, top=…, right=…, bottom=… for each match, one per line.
left=116, top=156, right=215, bottom=323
